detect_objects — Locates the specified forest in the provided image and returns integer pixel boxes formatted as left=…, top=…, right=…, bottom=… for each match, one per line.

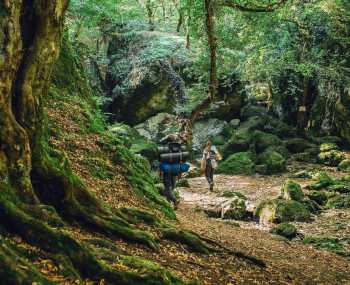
left=0, top=0, right=349, bottom=284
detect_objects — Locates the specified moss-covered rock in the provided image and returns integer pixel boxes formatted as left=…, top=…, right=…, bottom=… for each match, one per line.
left=318, top=150, right=345, bottom=166
left=281, top=180, right=304, bottom=202
left=253, top=130, right=282, bottom=153
left=223, top=198, right=248, bottom=220
left=222, top=128, right=253, bottom=158
left=320, top=143, right=339, bottom=152
left=293, top=152, right=314, bottom=163
left=301, top=199, right=321, bottom=214
left=217, top=152, right=255, bottom=175
left=307, top=172, right=333, bottom=190
left=326, top=194, right=350, bottom=209
left=241, top=105, right=267, bottom=120
left=258, top=150, right=286, bottom=174
left=338, top=159, right=350, bottom=172
left=256, top=199, right=311, bottom=224
left=307, top=191, right=328, bottom=206
left=270, top=223, right=297, bottom=240
left=327, top=184, right=350, bottom=193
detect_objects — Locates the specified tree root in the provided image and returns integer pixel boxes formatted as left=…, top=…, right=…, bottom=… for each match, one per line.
left=0, top=193, right=191, bottom=284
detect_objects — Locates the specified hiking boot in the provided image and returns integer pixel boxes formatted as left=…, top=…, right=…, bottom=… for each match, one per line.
left=210, top=183, right=214, bottom=191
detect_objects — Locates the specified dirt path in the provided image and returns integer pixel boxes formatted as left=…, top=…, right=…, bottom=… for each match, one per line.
left=176, top=174, right=350, bottom=285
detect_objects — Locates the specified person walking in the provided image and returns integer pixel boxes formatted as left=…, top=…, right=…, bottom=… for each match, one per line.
left=201, top=139, right=221, bottom=191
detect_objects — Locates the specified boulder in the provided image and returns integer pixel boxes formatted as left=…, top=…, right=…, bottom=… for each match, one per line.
left=241, top=105, right=267, bottom=120
left=320, top=143, right=339, bottom=152
left=239, top=116, right=266, bottom=131
left=264, top=118, right=297, bottom=138
left=258, top=150, right=286, bottom=174
left=192, top=118, right=228, bottom=153
left=293, top=152, right=314, bottom=163
left=106, top=30, right=189, bottom=125
left=135, top=113, right=179, bottom=142
left=222, top=129, right=253, bottom=158
left=253, top=130, right=283, bottom=153
left=306, top=171, right=334, bottom=190
left=307, top=191, right=328, bottom=206
left=326, top=194, right=350, bottom=209
left=281, top=180, right=304, bottom=202
left=318, top=149, right=345, bottom=166
left=256, top=199, right=311, bottom=224
left=217, top=152, right=255, bottom=175
left=338, top=159, right=350, bottom=172
left=223, top=198, right=248, bottom=220
left=229, top=119, right=240, bottom=128
left=285, top=138, right=313, bottom=153
left=265, top=145, right=290, bottom=159
left=270, top=223, right=297, bottom=240
left=301, top=199, right=321, bottom=214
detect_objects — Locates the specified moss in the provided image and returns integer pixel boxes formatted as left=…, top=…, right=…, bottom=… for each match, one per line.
left=253, top=130, right=282, bottom=153
left=303, top=236, right=346, bottom=256
left=338, top=159, right=350, bottom=172
left=281, top=180, right=304, bottom=202
left=256, top=199, right=310, bottom=223
left=217, top=152, right=255, bottom=175
left=270, top=223, right=297, bottom=240
left=307, top=172, right=334, bottom=190
left=258, top=150, right=286, bottom=174
left=326, top=194, right=350, bottom=209
left=82, top=157, right=114, bottom=179
left=307, top=191, right=328, bottom=206
left=223, top=198, right=247, bottom=220
left=319, top=143, right=339, bottom=152
left=318, top=150, right=345, bottom=166
left=327, top=184, right=350, bottom=193
left=222, top=128, right=253, bottom=157
left=301, top=199, right=321, bottom=214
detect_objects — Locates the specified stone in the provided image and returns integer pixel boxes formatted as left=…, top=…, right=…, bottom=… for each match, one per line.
left=326, top=194, right=350, bottom=209
left=241, top=105, right=267, bottom=120
left=270, top=223, right=297, bottom=240
left=223, top=198, right=247, bottom=220
left=256, top=199, right=311, bottom=224
left=338, top=159, right=350, bottom=172
left=281, top=180, right=304, bottom=202
left=307, top=191, right=328, bottom=206
left=258, top=150, right=286, bottom=174
left=229, top=118, right=240, bottom=128
left=222, top=128, right=253, bottom=158
left=318, top=150, right=345, bottom=166
left=253, top=130, right=283, bottom=153
left=217, top=152, right=255, bottom=175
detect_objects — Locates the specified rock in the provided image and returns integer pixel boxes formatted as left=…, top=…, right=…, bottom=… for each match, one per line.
left=318, top=149, right=345, bottom=166
left=241, top=105, right=267, bottom=120
left=326, top=194, right=350, bottom=209
left=320, top=143, right=339, bottom=152
left=221, top=191, right=247, bottom=200
left=293, top=152, right=314, bottom=163
left=223, top=198, right=247, bottom=220
left=258, top=150, right=286, bottom=174
left=307, top=191, right=328, bottom=206
left=306, top=172, right=334, bottom=190
left=217, top=152, right=255, bottom=175
left=338, top=159, right=350, bottom=172
left=327, top=184, right=350, bottom=193
left=222, top=128, right=253, bottom=158
left=192, top=118, right=228, bottom=153
left=239, top=116, right=265, bottom=131
left=316, top=136, right=343, bottom=145
left=106, top=30, right=189, bottom=125
left=176, top=179, right=190, bottom=188
left=290, top=170, right=312, bottom=179
left=270, top=223, right=297, bottom=240
left=256, top=199, right=311, bottom=224
left=264, top=118, right=297, bottom=138
left=285, top=138, right=313, bottom=153
left=301, top=199, right=321, bottom=213
left=265, top=145, right=290, bottom=159
left=135, top=113, right=179, bottom=142
left=229, top=119, right=240, bottom=128
left=255, top=164, right=268, bottom=175
left=253, top=130, right=283, bottom=153
left=281, top=180, right=304, bottom=202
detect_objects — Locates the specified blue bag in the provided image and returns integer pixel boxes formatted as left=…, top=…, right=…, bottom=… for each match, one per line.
left=160, top=162, right=190, bottom=174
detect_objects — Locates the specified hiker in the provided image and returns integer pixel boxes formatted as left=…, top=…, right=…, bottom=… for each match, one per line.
left=159, top=134, right=189, bottom=209
left=201, top=138, right=222, bottom=191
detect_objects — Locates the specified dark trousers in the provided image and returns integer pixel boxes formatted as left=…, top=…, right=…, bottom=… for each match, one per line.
left=163, top=172, right=177, bottom=204
left=205, top=159, right=214, bottom=186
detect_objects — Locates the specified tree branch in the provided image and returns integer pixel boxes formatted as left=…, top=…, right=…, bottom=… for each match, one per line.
left=221, top=0, right=288, bottom=12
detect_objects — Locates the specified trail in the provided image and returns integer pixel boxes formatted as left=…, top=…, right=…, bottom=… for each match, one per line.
left=175, top=173, right=350, bottom=285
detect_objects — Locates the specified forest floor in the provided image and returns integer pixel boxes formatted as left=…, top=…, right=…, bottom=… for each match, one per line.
left=174, top=165, right=350, bottom=285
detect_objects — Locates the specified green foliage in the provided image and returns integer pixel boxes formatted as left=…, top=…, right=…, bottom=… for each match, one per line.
left=258, top=150, right=286, bottom=174
left=303, top=236, right=346, bottom=256
left=281, top=180, right=304, bottom=202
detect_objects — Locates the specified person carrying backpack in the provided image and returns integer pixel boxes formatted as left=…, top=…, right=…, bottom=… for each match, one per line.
left=158, top=134, right=190, bottom=209
left=201, top=138, right=222, bottom=191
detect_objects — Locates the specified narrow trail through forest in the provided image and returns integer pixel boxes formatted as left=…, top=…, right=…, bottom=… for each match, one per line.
left=175, top=172, right=350, bottom=285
